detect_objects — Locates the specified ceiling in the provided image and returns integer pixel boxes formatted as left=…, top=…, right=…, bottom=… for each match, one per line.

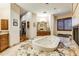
left=17, top=3, right=72, bottom=15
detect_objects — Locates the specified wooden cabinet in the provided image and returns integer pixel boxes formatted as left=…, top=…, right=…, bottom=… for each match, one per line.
left=73, top=26, right=79, bottom=46
left=37, top=31, right=50, bottom=36
left=0, top=19, right=9, bottom=52
left=1, top=19, right=8, bottom=30
left=0, top=34, right=9, bottom=52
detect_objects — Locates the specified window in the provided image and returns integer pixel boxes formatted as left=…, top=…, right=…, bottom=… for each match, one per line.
left=64, top=18, right=72, bottom=30
left=57, top=19, right=64, bottom=30
left=57, top=17, right=72, bottom=31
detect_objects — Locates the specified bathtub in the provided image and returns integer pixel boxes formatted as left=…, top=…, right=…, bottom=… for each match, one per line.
left=32, top=36, right=60, bottom=52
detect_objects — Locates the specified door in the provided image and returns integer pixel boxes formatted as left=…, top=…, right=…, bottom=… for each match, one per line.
left=20, top=22, right=26, bottom=42
left=0, top=34, right=9, bottom=52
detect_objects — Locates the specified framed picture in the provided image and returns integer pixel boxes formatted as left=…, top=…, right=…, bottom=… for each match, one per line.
left=13, top=19, right=18, bottom=26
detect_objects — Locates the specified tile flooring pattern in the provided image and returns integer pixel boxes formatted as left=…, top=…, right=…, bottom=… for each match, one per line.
left=0, top=37, right=79, bottom=56
left=16, top=40, right=79, bottom=56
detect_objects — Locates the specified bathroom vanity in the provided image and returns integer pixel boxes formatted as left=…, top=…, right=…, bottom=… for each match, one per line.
left=0, top=19, right=9, bottom=52
left=0, top=32, right=9, bottom=52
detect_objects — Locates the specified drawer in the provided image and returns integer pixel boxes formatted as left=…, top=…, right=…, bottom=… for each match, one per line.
left=1, top=41, right=8, bottom=45
left=1, top=38, right=8, bottom=41
left=1, top=38, right=6, bottom=41
left=0, top=35, right=9, bottom=41
left=0, top=34, right=9, bottom=52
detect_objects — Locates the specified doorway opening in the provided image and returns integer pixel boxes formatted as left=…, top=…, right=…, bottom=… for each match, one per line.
left=20, top=21, right=29, bottom=42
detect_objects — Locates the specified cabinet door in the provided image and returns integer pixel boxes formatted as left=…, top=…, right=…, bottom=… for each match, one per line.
left=1, top=19, right=8, bottom=30
left=78, top=27, right=79, bottom=45
left=73, top=27, right=79, bottom=45
left=0, top=34, right=9, bottom=52
left=0, top=36, right=1, bottom=51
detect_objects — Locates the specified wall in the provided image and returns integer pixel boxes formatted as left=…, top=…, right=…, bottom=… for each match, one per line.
left=72, top=3, right=79, bottom=26
left=29, top=13, right=37, bottom=38
left=28, top=14, right=54, bottom=37
left=53, top=16, right=57, bottom=35
left=21, top=12, right=32, bottom=38
left=0, top=4, right=10, bottom=19
left=0, top=4, right=20, bottom=46
left=37, top=15, right=51, bottom=32
left=9, top=4, right=20, bottom=46
left=36, top=14, right=54, bottom=35
left=21, top=12, right=32, bottom=21
left=72, top=3, right=79, bottom=41
left=54, top=12, right=72, bottom=35
left=56, top=12, right=72, bottom=19
left=73, top=3, right=78, bottom=13
left=0, top=4, right=10, bottom=30
left=50, top=14, right=54, bottom=35
left=21, top=12, right=37, bottom=39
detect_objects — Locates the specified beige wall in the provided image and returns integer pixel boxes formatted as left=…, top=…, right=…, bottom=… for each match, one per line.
left=29, top=13, right=37, bottom=38
left=73, top=3, right=79, bottom=18
left=0, top=4, right=10, bottom=30
left=22, top=12, right=37, bottom=39
left=56, top=12, right=72, bottom=19
left=73, top=3, right=78, bottom=13
left=72, top=3, right=79, bottom=40
left=0, top=4, right=10, bottom=19
left=54, top=12, right=72, bottom=35
left=0, top=3, right=21, bottom=46
left=72, top=3, right=79, bottom=26
left=51, top=15, right=55, bottom=35
left=9, top=3, right=20, bottom=46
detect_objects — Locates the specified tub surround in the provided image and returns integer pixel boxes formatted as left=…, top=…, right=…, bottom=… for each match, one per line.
left=32, top=36, right=60, bottom=52
left=16, top=37, right=79, bottom=56
left=12, top=38, right=79, bottom=56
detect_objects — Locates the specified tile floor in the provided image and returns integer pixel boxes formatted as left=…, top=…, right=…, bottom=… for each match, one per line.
left=0, top=36, right=79, bottom=56
left=0, top=42, right=27, bottom=56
